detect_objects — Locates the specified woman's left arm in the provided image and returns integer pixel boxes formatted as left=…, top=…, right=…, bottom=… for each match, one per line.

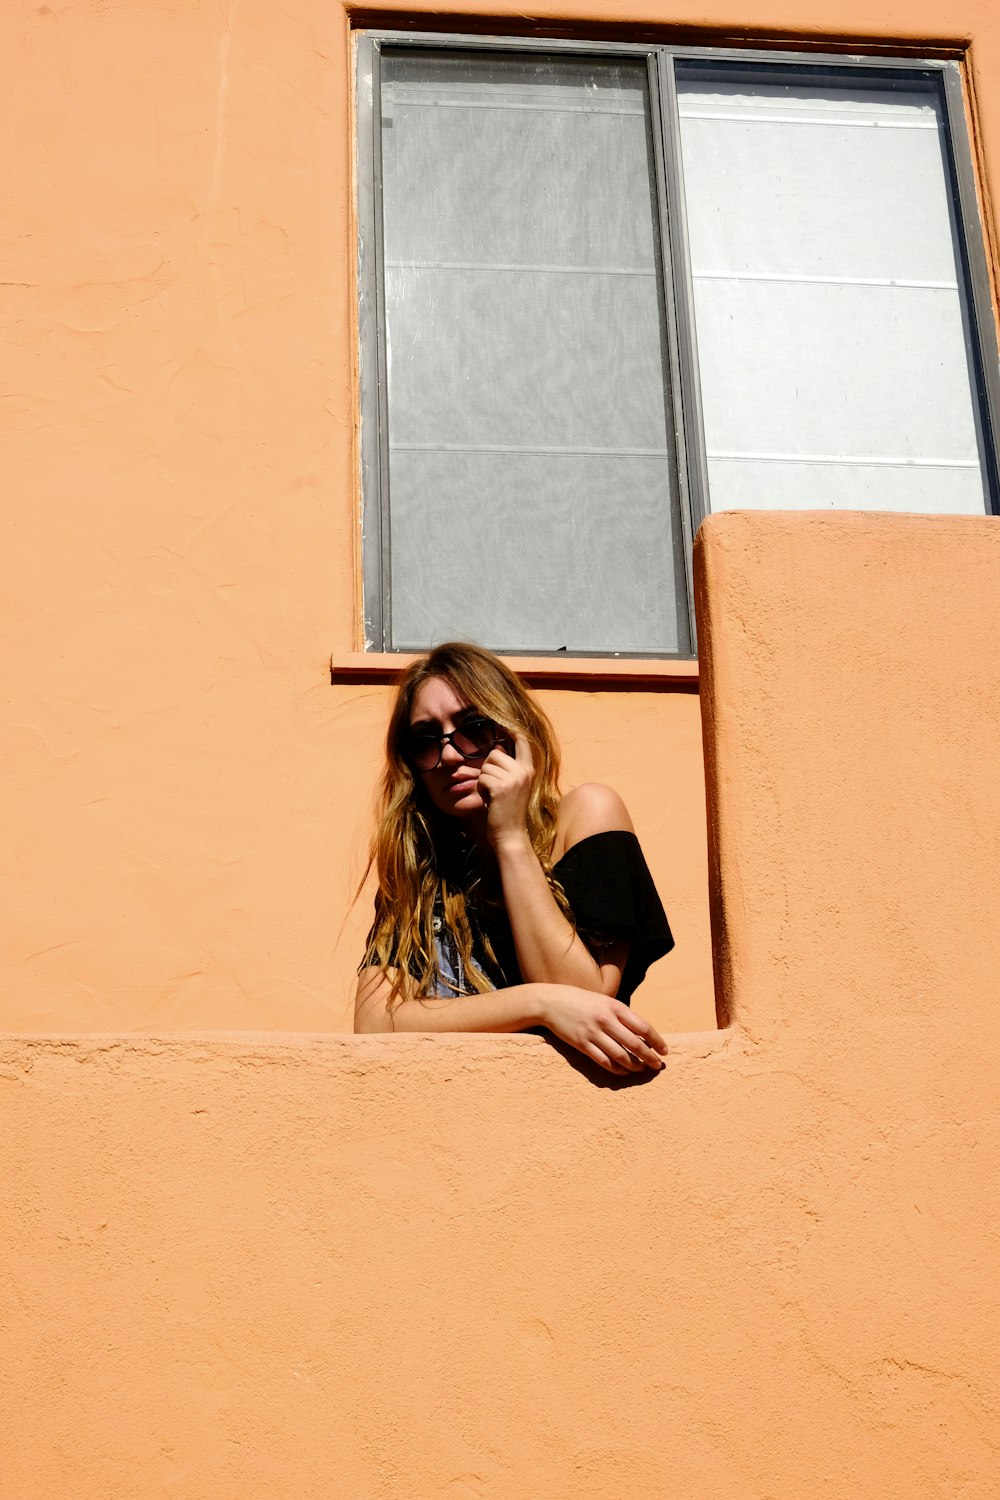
left=478, top=739, right=631, bottom=996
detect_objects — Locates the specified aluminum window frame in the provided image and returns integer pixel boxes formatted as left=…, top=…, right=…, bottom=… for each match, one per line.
left=355, top=32, right=1000, bottom=658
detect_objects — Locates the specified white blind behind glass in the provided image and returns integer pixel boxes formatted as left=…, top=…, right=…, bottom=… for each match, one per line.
left=380, top=51, right=688, bottom=654
left=675, top=67, right=989, bottom=515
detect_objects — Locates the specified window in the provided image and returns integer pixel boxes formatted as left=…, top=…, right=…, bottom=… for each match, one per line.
left=355, top=36, right=1000, bottom=657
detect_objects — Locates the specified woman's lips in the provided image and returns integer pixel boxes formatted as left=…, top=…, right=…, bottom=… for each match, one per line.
left=449, top=775, right=479, bottom=797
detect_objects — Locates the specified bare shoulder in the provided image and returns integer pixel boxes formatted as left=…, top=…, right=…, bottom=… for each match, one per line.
left=554, top=782, right=635, bottom=860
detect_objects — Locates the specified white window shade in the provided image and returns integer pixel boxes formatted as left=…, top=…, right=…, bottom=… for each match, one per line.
left=675, top=70, right=990, bottom=515
left=379, top=52, right=690, bottom=654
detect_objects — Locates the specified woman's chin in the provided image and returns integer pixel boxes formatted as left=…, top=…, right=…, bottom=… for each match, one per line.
left=444, top=784, right=484, bottom=816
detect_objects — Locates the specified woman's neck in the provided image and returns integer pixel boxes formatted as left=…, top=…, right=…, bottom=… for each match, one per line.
left=463, top=810, right=491, bottom=853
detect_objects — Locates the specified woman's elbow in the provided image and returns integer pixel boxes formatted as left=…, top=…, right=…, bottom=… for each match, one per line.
left=570, top=965, right=621, bottom=999
left=590, top=940, right=628, bottom=999
left=354, top=968, right=395, bottom=1033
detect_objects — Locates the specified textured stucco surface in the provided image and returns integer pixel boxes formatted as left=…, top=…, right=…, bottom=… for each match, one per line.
left=5, top=0, right=1000, bottom=1035
left=5, top=513, right=1000, bottom=1497
left=697, top=511, right=1000, bottom=1046
left=0, top=0, right=716, bottom=1035
left=4, top=0, right=1000, bottom=1481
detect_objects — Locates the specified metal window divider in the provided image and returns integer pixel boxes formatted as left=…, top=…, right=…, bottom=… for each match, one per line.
left=651, top=48, right=710, bottom=649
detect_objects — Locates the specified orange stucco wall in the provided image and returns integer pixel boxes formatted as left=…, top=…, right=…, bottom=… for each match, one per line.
left=6, top=512, right=1000, bottom=1497
left=4, top=0, right=1000, bottom=1492
left=7, top=0, right=1000, bottom=1037
left=2, top=0, right=725, bottom=1035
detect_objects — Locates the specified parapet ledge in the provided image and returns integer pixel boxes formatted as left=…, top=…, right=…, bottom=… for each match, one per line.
left=0, top=1027, right=737, bottom=1070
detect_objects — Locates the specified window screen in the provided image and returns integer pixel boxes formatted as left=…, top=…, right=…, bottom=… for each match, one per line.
left=376, top=50, right=690, bottom=655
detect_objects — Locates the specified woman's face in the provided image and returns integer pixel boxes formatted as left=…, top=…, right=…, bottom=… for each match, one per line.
left=406, top=676, right=494, bottom=822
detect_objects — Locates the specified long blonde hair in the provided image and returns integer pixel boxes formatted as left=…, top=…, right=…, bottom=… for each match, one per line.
left=362, top=642, right=569, bottom=1003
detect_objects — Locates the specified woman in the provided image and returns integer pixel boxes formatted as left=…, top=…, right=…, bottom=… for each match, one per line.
left=355, top=643, right=674, bottom=1075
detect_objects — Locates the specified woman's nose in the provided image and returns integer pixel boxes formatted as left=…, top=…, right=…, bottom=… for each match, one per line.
left=439, top=735, right=463, bottom=765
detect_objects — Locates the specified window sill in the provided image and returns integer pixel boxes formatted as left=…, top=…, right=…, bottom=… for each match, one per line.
left=330, top=653, right=699, bottom=688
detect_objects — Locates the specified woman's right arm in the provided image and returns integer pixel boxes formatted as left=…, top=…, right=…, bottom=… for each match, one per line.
left=354, top=967, right=667, bottom=1075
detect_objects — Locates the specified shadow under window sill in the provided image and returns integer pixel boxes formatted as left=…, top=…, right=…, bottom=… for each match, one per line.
left=331, top=652, right=699, bottom=690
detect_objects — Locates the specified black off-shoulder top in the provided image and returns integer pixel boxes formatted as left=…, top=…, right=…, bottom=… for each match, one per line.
left=474, top=830, right=674, bottom=1004
left=552, top=830, right=674, bottom=1001
left=364, top=829, right=674, bottom=1005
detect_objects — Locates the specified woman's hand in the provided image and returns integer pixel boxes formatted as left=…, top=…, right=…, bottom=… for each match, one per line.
left=478, top=731, right=535, bottom=850
left=538, top=985, right=667, bottom=1075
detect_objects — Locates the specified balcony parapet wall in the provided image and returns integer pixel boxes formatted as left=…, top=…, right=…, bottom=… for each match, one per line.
left=5, top=512, right=1000, bottom=1498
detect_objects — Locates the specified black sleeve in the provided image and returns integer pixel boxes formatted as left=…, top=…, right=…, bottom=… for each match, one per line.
left=552, top=830, right=674, bottom=1003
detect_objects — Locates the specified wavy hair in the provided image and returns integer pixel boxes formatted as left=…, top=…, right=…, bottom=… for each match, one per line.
left=361, top=642, right=570, bottom=1005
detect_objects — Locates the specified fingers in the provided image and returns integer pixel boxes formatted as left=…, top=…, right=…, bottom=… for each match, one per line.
left=591, top=1002, right=667, bottom=1072
left=607, top=1017, right=665, bottom=1071
left=587, top=1011, right=665, bottom=1073
left=603, top=1035, right=646, bottom=1072
left=618, top=1006, right=668, bottom=1056
left=476, top=763, right=502, bottom=803
left=484, top=732, right=529, bottom=769
left=582, top=1040, right=630, bottom=1076
left=557, top=995, right=667, bottom=1076
left=584, top=1032, right=660, bottom=1076
left=479, top=735, right=534, bottom=833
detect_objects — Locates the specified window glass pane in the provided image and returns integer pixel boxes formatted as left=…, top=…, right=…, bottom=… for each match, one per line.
left=379, top=50, right=689, bottom=654
left=675, top=65, right=990, bottom=516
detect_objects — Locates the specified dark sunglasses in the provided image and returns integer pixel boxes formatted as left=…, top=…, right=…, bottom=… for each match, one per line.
left=405, top=715, right=512, bottom=773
